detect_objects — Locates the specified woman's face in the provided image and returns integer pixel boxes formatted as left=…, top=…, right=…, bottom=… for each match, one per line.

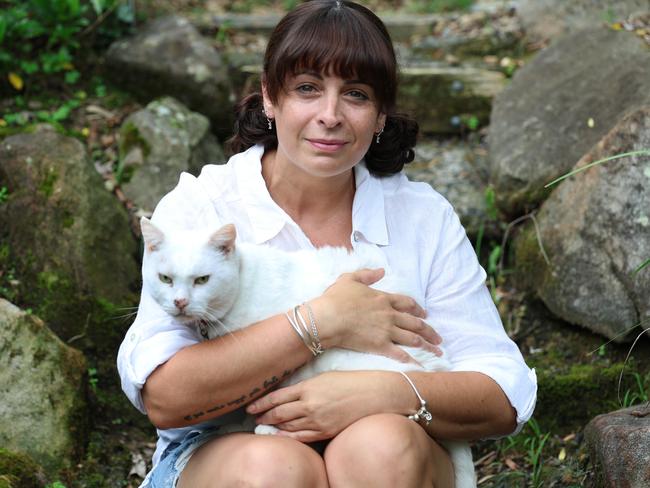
left=263, top=71, right=386, bottom=179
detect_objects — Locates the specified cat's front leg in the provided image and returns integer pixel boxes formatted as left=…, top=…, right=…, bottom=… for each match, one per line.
left=254, top=424, right=281, bottom=435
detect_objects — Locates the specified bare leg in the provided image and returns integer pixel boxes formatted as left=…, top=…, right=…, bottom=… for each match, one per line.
left=324, top=413, right=454, bottom=488
left=178, top=432, right=329, bottom=488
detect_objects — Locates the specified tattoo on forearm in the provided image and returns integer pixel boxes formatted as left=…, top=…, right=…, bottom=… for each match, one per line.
left=183, top=368, right=300, bottom=422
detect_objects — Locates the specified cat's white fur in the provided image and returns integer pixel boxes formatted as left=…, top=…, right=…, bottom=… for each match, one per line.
left=141, top=217, right=477, bottom=488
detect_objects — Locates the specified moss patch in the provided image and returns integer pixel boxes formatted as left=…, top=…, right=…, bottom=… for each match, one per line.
left=0, top=449, right=45, bottom=488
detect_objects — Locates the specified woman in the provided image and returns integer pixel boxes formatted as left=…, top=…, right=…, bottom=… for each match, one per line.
left=118, top=1, right=537, bottom=486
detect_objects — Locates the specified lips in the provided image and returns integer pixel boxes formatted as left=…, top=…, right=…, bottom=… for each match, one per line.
left=307, top=138, right=347, bottom=152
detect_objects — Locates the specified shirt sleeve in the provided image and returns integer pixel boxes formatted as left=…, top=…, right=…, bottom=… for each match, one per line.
left=116, top=171, right=220, bottom=414
left=424, top=204, right=537, bottom=436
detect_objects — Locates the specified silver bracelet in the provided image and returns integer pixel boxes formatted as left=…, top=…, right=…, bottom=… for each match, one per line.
left=286, top=304, right=323, bottom=356
left=399, top=372, right=433, bottom=426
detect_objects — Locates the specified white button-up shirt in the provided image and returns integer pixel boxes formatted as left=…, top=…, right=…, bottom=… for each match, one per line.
left=117, top=144, right=537, bottom=466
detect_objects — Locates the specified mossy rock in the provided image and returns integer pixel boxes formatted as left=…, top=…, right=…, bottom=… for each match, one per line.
left=0, top=124, right=139, bottom=357
left=0, top=448, right=46, bottom=488
left=0, top=300, right=89, bottom=476
left=529, top=357, right=649, bottom=434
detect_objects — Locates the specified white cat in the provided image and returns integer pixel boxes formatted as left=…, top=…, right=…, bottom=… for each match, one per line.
left=140, top=217, right=477, bottom=488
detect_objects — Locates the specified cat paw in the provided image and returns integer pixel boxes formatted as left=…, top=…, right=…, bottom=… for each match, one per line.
left=254, top=424, right=280, bottom=435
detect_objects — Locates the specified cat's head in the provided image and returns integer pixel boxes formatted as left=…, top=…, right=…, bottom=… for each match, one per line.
left=140, top=217, right=241, bottom=323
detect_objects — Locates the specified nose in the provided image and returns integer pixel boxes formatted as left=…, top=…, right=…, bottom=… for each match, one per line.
left=318, top=92, right=342, bottom=128
left=174, top=298, right=188, bottom=310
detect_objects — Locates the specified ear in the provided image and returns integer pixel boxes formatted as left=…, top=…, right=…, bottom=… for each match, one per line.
left=261, top=78, right=275, bottom=119
left=209, top=224, right=237, bottom=255
left=376, top=112, right=387, bottom=133
left=140, top=217, right=164, bottom=252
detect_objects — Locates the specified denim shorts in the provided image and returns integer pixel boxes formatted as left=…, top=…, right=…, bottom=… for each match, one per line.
left=140, top=427, right=221, bottom=488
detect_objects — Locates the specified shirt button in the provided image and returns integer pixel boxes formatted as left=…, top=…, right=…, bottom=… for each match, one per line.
left=353, top=231, right=360, bottom=242
left=130, top=332, right=137, bottom=342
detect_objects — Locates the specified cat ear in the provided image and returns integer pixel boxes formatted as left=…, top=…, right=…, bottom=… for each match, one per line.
left=140, top=217, right=165, bottom=253
left=209, top=224, right=237, bottom=255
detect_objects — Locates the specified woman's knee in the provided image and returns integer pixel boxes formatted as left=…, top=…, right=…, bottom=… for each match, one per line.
left=179, top=433, right=328, bottom=488
left=324, top=414, right=449, bottom=487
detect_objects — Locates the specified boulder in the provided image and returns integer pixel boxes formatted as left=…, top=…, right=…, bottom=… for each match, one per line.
left=513, top=107, right=650, bottom=342
left=517, top=0, right=649, bottom=42
left=119, top=96, right=226, bottom=213
left=0, top=125, right=139, bottom=353
left=0, top=300, right=88, bottom=475
left=105, top=15, right=234, bottom=138
left=584, top=405, right=650, bottom=487
left=406, top=139, right=492, bottom=237
left=488, top=27, right=650, bottom=216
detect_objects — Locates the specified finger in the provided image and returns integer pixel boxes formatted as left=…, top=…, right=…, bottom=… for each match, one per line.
left=276, top=429, right=326, bottom=443
left=392, top=312, right=441, bottom=345
left=246, top=385, right=300, bottom=415
left=387, top=293, right=427, bottom=319
left=347, top=267, right=385, bottom=286
left=379, top=344, right=421, bottom=365
left=390, top=328, right=442, bottom=357
left=255, top=401, right=304, bottom=425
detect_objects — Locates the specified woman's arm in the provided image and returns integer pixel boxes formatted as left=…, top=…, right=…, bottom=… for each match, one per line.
left=141, top=269, right=440, bottom=430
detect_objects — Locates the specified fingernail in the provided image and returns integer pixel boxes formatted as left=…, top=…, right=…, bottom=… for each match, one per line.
left=246, top=404, right=257, bottom=414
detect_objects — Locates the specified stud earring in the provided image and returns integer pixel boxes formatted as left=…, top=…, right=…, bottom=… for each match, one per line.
left=375, top=127, right=384, bottom=144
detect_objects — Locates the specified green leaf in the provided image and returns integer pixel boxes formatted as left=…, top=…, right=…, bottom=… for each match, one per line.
left=545, top=150, right=650, bottom=188
left=90, top=0, right=105, bottom=15
left=633, top=258, right=650, bottom=275
left=51, top=104, right=72, bottom=121
left=20, top=60, right=39, bottom=74
left=64, top=70, right=80, bottom=84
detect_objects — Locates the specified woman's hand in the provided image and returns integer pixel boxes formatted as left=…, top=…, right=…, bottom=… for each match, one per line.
left=246, top=371, right=407, bottom=442
left=309, top=268, right=442, bottom=364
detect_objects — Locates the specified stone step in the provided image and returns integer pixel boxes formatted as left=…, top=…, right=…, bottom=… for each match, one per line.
left=189, top=11, right=443, bottom=42
left=231, top=61, right=505, bottom=134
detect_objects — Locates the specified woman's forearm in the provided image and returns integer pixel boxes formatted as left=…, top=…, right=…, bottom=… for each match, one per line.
left=381, top=370, right=517, bottom=440
left=143, top=313, right=313, bottom=430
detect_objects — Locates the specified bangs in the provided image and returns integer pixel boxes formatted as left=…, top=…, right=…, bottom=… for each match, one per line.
left=264, top=1, right=397, bottom=112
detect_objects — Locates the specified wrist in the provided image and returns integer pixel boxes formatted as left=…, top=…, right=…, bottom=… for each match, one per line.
left=305, top=296, right=339, bottom=349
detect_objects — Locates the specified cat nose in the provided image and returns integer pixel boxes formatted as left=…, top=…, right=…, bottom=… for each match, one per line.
left=174, top=298, right=188, bottom=310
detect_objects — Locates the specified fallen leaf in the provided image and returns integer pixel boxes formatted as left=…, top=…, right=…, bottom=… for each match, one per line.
left=558, top=447, right=566, bottom=461
left=8, top=72, right=23, bottom=91
left=587, top=117, right=595, bottom=128
left=562, top=433, right=576, bottom=442
left=504, top=457, right=519, bottom=470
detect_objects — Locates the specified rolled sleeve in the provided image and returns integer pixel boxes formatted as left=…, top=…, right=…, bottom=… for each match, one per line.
left=425, top=205, right=537, bottom=435
left=117, top=289, right=201, bottom=413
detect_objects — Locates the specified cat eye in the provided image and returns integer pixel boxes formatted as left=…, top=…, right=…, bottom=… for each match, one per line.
left=158, top=274, right=172, bottom=284
left=194, top=275, right=210, bottom=285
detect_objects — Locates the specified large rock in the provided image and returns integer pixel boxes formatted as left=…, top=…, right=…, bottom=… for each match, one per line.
left=513, top=107, right=650, bottom=342
left=0, top=300, right=88, bottom=475
left=105, top=15, right=234, bottom=138
left=488, top=27, right=650, bottom=216
left=584, top=405, right=650, bottom=488
left=119, top=96, right=225, bottom=213
left=517, top=0, right=649, bottom=42
left=0, top=125, right=139, bottom=353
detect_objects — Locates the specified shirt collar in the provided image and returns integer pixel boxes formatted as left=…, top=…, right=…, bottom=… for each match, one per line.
left=353, top=161, right=389, bottom=246
left=234, top=145, right=389, bottom=246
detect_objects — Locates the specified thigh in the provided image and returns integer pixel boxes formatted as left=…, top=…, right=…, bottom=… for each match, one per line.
left=324, top=413, right=454, bottom=488
left=178, top=432, right=329, bottom=488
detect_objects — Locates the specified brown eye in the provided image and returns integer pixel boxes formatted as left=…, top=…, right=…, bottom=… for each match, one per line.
left=194, top=275, right=210, bottom=285
left=159, top=274, right=172, bottom=284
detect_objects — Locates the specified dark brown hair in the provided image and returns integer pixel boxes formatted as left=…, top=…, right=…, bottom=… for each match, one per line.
left=227, top=0, right=418, bottom=175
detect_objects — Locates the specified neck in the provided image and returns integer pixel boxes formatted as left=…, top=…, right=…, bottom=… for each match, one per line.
left=261, top=149, right=355, bottom=223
